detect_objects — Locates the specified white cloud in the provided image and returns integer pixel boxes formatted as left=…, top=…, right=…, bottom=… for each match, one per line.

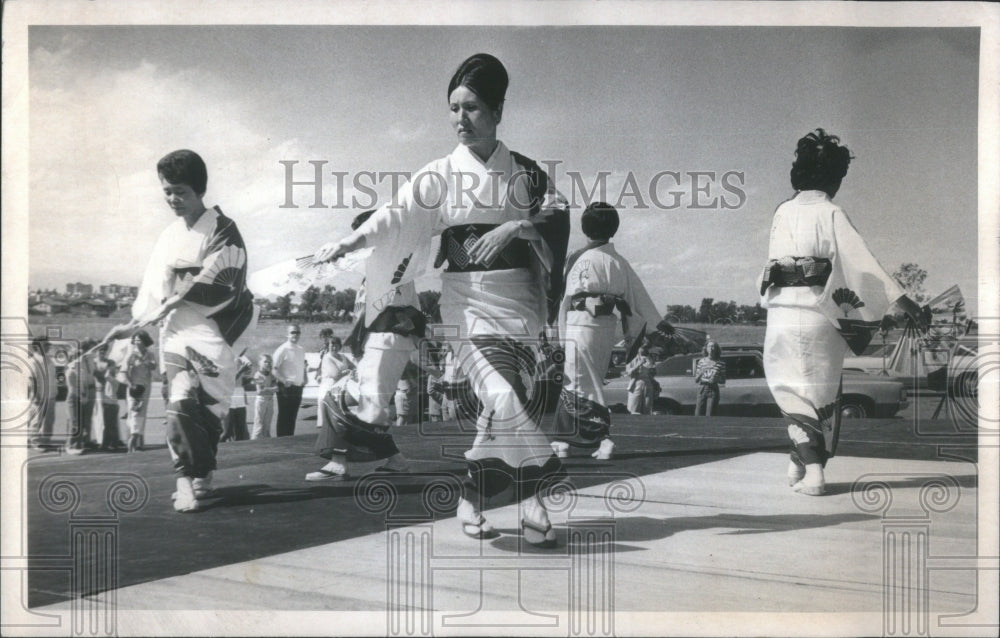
left=28, top=45, right=355, bottom=289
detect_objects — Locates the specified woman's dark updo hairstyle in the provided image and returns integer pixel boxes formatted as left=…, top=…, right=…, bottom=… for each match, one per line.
left=447, top=53, right=509, bottom=110
left=581, top=202, right=620, bottom=240
left=790, top=129, right=854, bottom=196
left=157, top=149, right=208, bottom=196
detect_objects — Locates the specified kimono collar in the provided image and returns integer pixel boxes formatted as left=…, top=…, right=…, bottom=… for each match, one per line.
left=564, top=239, right=610, bottom=276
left=173, top=205, right=218, bottom=235
left=451, top=141, right=510, bottom=177
left=794, top=190, right=832, bottom=204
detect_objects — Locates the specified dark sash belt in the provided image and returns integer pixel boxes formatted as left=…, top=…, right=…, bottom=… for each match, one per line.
left=569, top=292, right=632, bottom=318
left=435, top=224, right=532, bottom=272
left=760, top=257, right=832, bottom=295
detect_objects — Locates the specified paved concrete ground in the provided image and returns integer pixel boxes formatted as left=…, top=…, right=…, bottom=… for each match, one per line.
left=15, top=405, right=992, bottom=636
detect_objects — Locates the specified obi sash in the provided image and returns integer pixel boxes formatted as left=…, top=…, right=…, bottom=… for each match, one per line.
left=435, top=224, right=532, bottom=273
left=759, top=257, right=832, bottom=295
left=569, top=292, right=632, bottom=318
left=344, top=305, right=426, bottom=360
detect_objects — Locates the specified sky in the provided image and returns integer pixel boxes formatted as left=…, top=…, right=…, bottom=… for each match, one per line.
left=27, top=25, right=980, bottom=312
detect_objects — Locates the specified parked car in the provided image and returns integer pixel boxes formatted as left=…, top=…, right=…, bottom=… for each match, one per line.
left=927, top=336, right=994, bottom=426
left=603, top=349, right=909, bottom=418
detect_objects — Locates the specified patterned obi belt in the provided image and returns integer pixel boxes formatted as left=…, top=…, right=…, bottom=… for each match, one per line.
left=759, top=257, right=832, bottom=295
left=569, top=292, right=632, bottom=318
left=436, top=224, right=532, bottom=273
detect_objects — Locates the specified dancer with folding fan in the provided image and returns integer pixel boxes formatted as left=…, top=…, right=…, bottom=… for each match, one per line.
left=305, top=209, right=425, bottom=481
left=760, top=130, right=927, bottom=496
left=312, top=54, right=570, bottom=547
left=103, top=149, right=257, bottom=512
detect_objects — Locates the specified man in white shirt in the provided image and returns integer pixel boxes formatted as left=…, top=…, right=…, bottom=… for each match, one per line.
left=273, top=324, right=307, bottom=436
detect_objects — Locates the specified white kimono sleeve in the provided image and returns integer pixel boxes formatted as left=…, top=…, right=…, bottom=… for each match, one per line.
left=355, top=166, right=442, bottom=324
left=132, top=229, right=172, bottom=321
left=622, top=260, right=662, bottom=342
left=817, top=208, right=906, bottom=354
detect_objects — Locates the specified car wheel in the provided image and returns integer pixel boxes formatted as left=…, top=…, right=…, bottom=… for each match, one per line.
left=840, top=401, right=867, bottom=419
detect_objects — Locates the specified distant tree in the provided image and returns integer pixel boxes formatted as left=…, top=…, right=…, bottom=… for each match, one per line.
left=317, top=285, right=338, bottom=318
left=710, top=300, right=737, bottom=324
left=893, top=262, right=928, bottom=304
left=325, top=288, right=357, bottom=320
left=298, top=286, right=321, bottom=320
left=666, top=304, right=697, bottom=323
left=737, top=302, right=767, bottom=323
left=697, top=298, right=714, bottom=323
left=273, top=293, right=293, bottom=318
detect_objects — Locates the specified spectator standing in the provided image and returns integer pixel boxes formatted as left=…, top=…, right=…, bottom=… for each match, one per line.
left=439, top=344, right=458, bottom=421
left=393, top=362, right=420, bottom=426
left=313, top=331, right=355, bottom=429
left=252, top=354, right=279, bottom=439
left=625, top=340, right=657, bottom=415
left=273, top=324, right=307, bottom=436
left=124, top=330, right=158, bottom=452
left=426, top=351, right=444, bottom=423
left=94, top=345, right=125, bottom=450
left=28, top=338, right=59, bottom=450
left=65, top=340, right=98, bottom=455
left=221, top=354, right=253, bottom=442
left=694, top=341, right=726, bottom=417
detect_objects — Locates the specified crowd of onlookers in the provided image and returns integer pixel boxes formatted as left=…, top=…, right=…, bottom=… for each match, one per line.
left=28, top=331, right=160, bottom=454
left=26, top=320, right=718, bottom=454
left=26, top=323, right=462, bottom=455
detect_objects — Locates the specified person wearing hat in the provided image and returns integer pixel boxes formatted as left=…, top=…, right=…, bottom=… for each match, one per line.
left=312, top=53, right=570, bottom=547
left=551, top=202, right=661, bottom=460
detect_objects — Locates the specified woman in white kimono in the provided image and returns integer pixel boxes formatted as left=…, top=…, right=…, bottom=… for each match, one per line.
left=551, top=203, right=661, bottom=460
left=306, top=209, right=424, bottom=481
left=315, top=54, right=570, bottom=547
left=760, top=130, right=926, bottom=495
left=106, top=150, right=257, bottom=512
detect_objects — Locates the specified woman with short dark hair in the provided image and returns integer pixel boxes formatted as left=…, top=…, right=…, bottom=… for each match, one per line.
left=313, top=53, right=570, bottom=547
left=760, top=129, right=926, bottom=495
left=550, top=202, right=661, bottom=460
left=106, top=149, right=257, bottom=511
